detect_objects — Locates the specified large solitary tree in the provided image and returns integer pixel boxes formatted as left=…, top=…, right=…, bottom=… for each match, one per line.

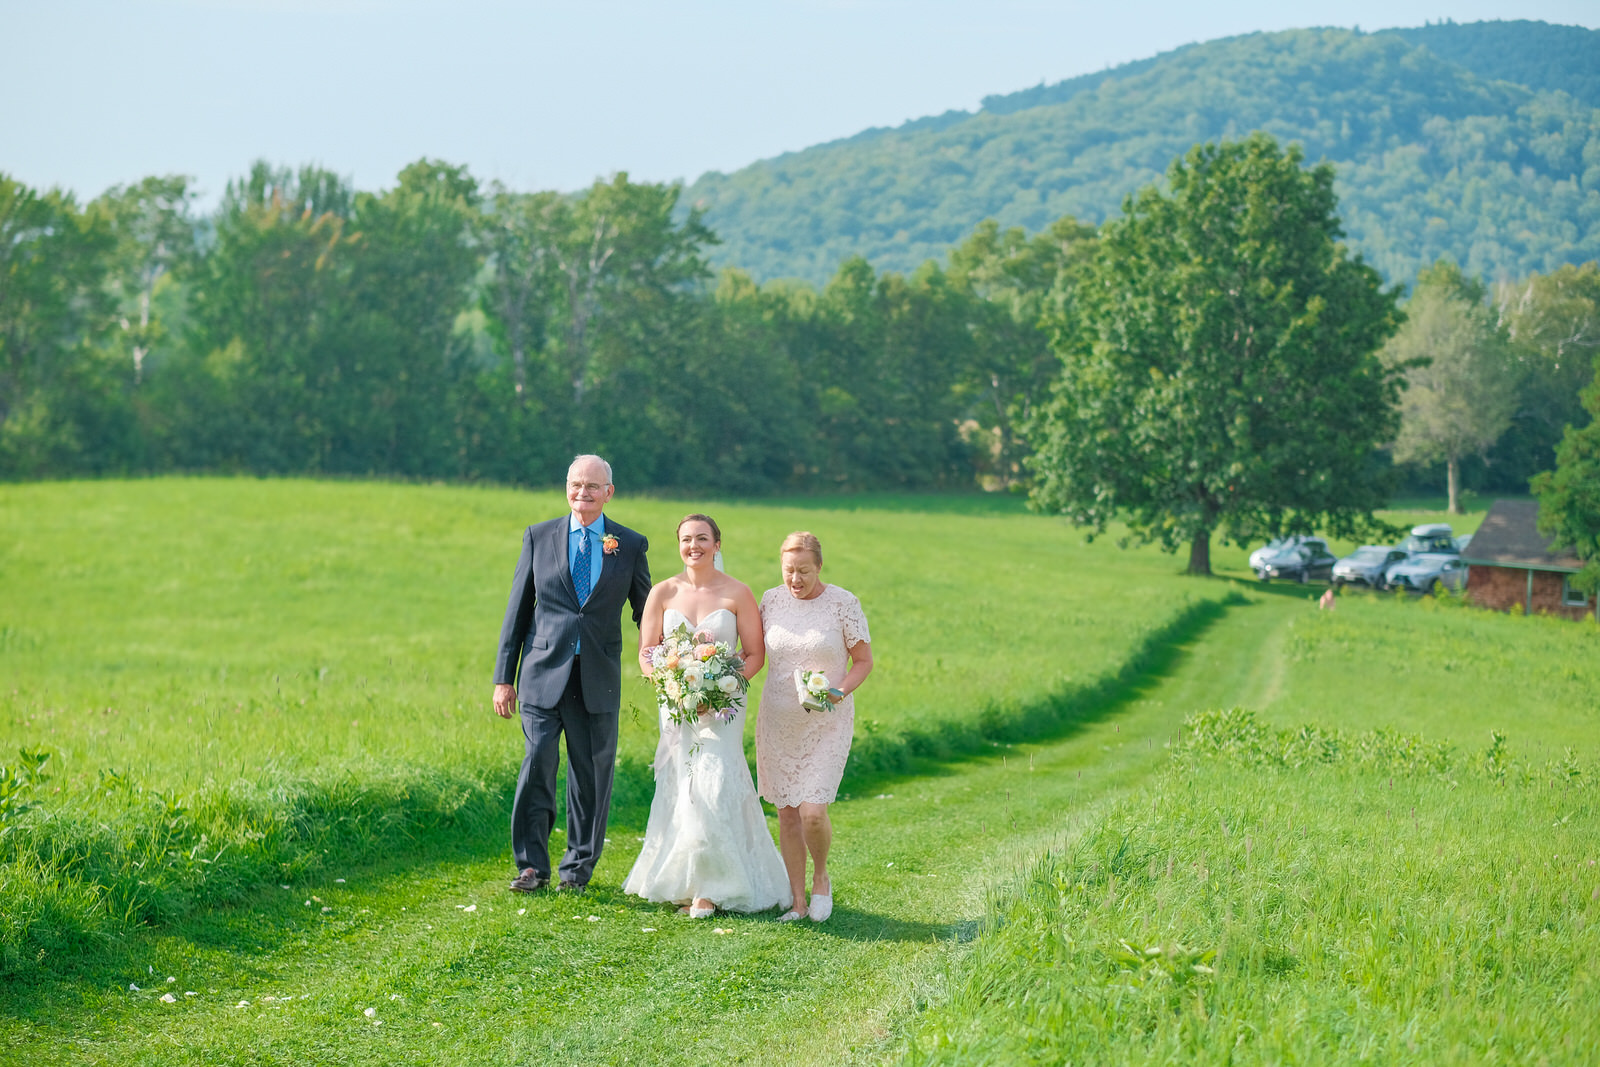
left=1026, top=134, right=1405, bottom=575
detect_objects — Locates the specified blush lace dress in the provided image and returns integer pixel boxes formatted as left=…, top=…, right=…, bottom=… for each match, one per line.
left=622, top=608, right=791, bottom=912
left=756, top=585, right=871, bottom=807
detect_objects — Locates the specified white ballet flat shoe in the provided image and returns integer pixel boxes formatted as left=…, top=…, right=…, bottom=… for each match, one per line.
left=687, top=903, right=716, bottom=919
left=807, top=893, right=832, bottom=923
left=776, top=909, right=805, bottom=923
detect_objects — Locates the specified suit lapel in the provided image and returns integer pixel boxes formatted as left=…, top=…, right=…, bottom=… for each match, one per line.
left=553, top=519, right=578, bottom=603
left=595, top=528, right=620, bottom=595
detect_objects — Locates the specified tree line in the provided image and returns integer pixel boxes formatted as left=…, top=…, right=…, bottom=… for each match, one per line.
left=0, top=159, right=1089, bottom=492
left=2, top=138, right=1596, bottom=575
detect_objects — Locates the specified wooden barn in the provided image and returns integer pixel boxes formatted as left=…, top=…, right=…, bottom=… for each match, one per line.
left=1462, top=499, right=1597, bottom=621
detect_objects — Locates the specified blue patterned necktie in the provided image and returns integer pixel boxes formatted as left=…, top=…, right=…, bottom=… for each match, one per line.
left=573, top=527, right=592, bottom=605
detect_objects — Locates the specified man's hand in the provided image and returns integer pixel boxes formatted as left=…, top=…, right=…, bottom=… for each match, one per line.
left=493, top=683, right=518, bottom=719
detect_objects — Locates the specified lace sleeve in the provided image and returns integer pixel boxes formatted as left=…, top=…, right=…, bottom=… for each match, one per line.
left=838, top=588, right=870, bottom=646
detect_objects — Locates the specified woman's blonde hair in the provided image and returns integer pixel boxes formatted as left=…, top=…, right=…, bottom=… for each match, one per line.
left=780, top=530, right=823, bottom=566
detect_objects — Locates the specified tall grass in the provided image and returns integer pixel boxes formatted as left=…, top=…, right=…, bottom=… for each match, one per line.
left=901, top=723, right=1600, bottom=1065
left=896, top=581, right=1600, bottom=1066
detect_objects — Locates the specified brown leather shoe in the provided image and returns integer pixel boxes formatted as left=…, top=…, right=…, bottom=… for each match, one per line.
left=509, top=868, right=549, bottom=892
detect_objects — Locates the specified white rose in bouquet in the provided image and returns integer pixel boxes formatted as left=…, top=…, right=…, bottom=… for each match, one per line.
left=794, top=668, right=840, bottom=712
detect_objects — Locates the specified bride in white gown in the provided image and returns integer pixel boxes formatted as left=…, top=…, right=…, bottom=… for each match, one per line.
left=622, top=514, right=792, bottom=917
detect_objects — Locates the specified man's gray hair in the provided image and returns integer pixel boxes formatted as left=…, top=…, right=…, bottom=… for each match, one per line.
left=569, top=454, right=614, bottom=485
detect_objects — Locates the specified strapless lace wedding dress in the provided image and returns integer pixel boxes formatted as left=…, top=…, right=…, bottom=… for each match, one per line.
left=622, top=608, right=792, bottom=912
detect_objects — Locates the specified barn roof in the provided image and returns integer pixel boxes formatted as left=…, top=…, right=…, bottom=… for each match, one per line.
left=1460, top=499, right=1582, bottom=573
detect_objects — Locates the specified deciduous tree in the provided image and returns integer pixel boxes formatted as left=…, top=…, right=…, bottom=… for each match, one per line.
left=947, top=216, right=1096, bottom=487
left=1532, top=355, right=1600, bottom=593
left=1026, top=134, right=1404, bottom=575
left=1386, top=260, right=1519, bottom=514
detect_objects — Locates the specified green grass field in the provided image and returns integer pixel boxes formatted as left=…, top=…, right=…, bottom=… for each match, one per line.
left=1, top=479, right=1594, bottom=1065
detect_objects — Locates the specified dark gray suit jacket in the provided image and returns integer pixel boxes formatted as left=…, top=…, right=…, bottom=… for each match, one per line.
left=493, top=515, right=651, bottom=714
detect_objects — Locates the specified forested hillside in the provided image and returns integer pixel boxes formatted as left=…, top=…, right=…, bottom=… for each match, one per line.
left=684, top=21, right=1600, bottom=286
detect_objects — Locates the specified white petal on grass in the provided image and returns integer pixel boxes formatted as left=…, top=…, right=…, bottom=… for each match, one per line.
left=389, top=994, right=401, bottom=1001
left=517, top=908, right=526, bottom=916
left=185, top=992, right=197, bottom=997
left=457, top=904, right=477, bottom=912
left=712, top=927, right=732, bottom=935
left=886, top=861, right=894, bottom=867
left=166, top=976, right=176, bottom=983
left=640, top=927, right=656, bottom=933
left=321, top=907, right=333, bottom=913
left=586, top=915, right=600, bottom=922
left=280, top=884, right=290, bottom=890
left=159, top=992, right=177, bottom=1004
left=235, top=1000, right=250, bottom=1008
left=363, top=1007, right=376, bottom=1018
left=129, top=984, right=141, bottom=992
left=335, top=878, right=346, bottom=883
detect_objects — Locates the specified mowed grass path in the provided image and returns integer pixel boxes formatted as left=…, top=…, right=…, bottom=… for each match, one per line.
left=0, top=560, right=1296, bottom=1066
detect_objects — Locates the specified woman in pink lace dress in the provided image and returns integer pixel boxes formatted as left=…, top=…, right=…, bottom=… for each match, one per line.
left=756, top=531, right=873, bottom=923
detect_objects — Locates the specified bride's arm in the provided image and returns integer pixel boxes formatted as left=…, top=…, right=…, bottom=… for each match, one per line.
left=733, top=585, right=765, bottom=679
left=638, top=585, right=668, bottom=675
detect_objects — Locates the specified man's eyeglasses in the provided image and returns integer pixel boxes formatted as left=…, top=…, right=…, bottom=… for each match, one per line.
left=568, top=482, right=609, bottom=493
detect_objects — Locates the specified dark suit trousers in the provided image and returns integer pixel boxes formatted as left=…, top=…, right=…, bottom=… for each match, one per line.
left=512, top=658, right=618, bottom=884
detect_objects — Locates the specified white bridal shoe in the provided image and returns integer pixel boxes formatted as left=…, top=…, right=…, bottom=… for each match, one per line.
left=685, top=902, right=716, bottom=919
left=808, top=891, right=833, bottom=923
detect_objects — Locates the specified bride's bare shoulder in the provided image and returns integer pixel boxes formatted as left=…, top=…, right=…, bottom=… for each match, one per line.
left=646, top=574, right=687, bottom=604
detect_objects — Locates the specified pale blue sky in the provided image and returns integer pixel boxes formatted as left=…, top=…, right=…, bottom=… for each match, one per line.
left=4, top=0, right=1598, bottom=204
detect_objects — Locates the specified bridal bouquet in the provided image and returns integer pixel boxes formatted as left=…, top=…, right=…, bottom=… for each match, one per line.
left=646, top=623, right=747, bottom=727
left=794, top=669, right=842, bottom=713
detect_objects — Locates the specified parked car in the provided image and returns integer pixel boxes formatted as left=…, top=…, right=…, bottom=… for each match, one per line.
left=1385, top=553, right=1468, bottom=594
left=1397, top=523, right=1458, bottom=556
left=1331, top=545, right=1410, bottom=589
left=1249, top=535, right=1323, bottom=573
left=1254, top=539, right=1337, bottom=583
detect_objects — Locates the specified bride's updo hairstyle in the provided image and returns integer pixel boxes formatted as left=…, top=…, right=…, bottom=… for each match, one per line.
left=677, top=513, right=721, bottom=543
left=780, top=531, right=823, bottom=566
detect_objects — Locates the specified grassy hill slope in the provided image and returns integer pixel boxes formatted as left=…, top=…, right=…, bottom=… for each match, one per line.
left=684, top=22, right=1600, bottom=287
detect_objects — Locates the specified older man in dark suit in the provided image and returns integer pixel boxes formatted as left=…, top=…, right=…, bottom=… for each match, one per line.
left=493, top=454, right=652, bottom=891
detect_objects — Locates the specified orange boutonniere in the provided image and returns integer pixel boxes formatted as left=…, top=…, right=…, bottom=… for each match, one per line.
left=601, top=534, right=620, bottom=556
